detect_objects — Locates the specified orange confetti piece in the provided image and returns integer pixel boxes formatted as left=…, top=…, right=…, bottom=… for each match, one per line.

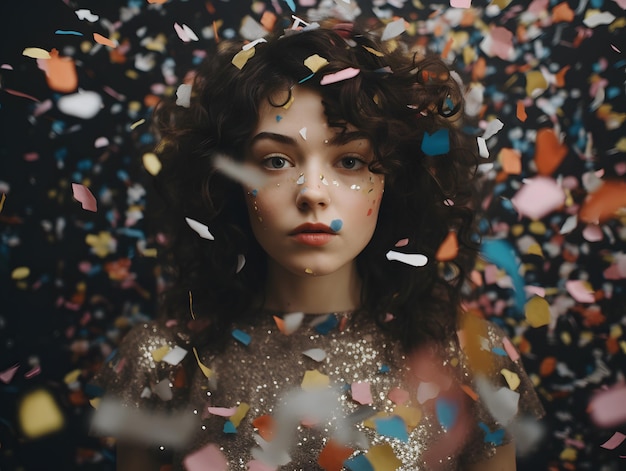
left=499, top=148, right=522, bottom=174
left=579, top=180, right=626, bottom=224
left=516, top=100, right=527, bottom=122
left=42, top=49, right=77, bottom=93
left=555, top=65, right=570, bottom=87
left=552, top=2, right=575, bottom=23
left=534, top=128, right=568, bottom=176
left=461, top=384, right=479, bottom=401
left=317, top=440, right=354, bottom=471
left=435, top=231, right=458, bottom=261
left=441, top=37, right=454, bottom=60
left=471, top=57, right=486, bottom=81
left=539, top=356, right=557, bottom=377
left=147, top=0, right=168, bottom=3
left=260, top=10, right=276, bottom=31
left=93, top=33, right=117, bottom=48
left=251, top=415, right=275, bottom=441
left=273, top=316, right=286, bottom=334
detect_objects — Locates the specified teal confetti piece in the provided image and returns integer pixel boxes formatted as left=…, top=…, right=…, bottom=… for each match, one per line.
left=330, top=219, right=343, bottom=232
left=285, top=0, right=296, bottom=11
left=223, top=420, right=237, bottom=434
left=481, top=238, right=526, bottom=314
left=232, top=329, right=251, bottom=346
left=421, top=129, right=450, bottom=156
left=374, top=415, right=409, bottom=442
left=299, top=73, right=315, bottom=83
left=276, top=115, right=282, bottom=122
left=251, top=189, right=258, bottom=197
left=55, top=30, right=84, bottom=36
left=492, top=347, right=507, bottom=356
left=378, top=364, right=390, bottom=373
left=436, top=397, right=459, bottom=431
left=314, top=314, right=339, bottom=335
left=479, top=422, right=505, bottom=445
left=344, top=454, right=374, bottom=471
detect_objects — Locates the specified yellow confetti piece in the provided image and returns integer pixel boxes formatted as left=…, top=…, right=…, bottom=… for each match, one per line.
left=18, top=389, right=65, bottom=439
left=525, top=296, right=551, bottom=328
left=141, top=152, right=163, bottom=176
left=528, top=221, right=547, bottom=235
left=616, top=137, right=626, bottom=153
left=230, top=402, right=250, bottom=427
left=151, top=345, right=171, bottom=362
left=366, top=443, right=402, bottom=471
left=141, top=248, right=158, bottom=257
left=511, top=224, right=524, bottom=237
left=619, top=341, right=626, bottom=354
left=304, top=268, right=313, bottom=274
left=22, top=47, right=51, bottom=59
left=193, top=347, right=212, bottom=378
left=0, top=193, right=6, bottom=212
left=362, top=46, right=384, bottom=57
left=561, top=331, right=572, bottom=345
left=527, top=243, right=544, bottom=257
left=282, top=93, right=295, bottom=110
left=362, top=411, right=388, bottom=429
left=304, top=54, right=329, bottom=72
left=560, top=447, right=577, bottom=461
left=89, top=397, right=101, bottom=409
left=392, top=405, right=422, bottom=429
left=130, top=118, right=146, bottom=130
left=232, top=48, right=255, bottom=70
left=64, top=369, right=81, bottom=385
left=526, top=70, right=548, bottom=97
left=500, top=368, right=521, bottom=390
left=301, top=369, right=330, bottom=390
left=11, top=267, right=30, bottom=280
left=610, top=324, right=623, bottom=338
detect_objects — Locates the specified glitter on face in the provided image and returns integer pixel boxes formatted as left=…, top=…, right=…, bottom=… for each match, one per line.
left=350, top=184, right=361, bottom=190
left=304, top=268, right=313, bottom=274
left=296, top=173, right=305, bottom=185
left=320, top=174, right=329, bottom=186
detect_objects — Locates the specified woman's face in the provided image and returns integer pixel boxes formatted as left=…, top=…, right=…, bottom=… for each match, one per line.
left=243, top=86, right=385, bottom=278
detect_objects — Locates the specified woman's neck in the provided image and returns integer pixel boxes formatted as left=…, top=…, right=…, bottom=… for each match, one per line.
left=262, top=261, right=361, bottom=314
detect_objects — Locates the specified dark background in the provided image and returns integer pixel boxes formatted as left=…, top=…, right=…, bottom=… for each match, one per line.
left=1, top=0, right=625, bottom=469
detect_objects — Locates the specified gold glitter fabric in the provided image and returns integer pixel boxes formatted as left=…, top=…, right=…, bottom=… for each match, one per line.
left=92, top=313, right=544, bottom=470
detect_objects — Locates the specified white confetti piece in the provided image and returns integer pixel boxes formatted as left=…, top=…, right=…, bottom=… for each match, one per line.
left=236, top=254, right=246, bottom=273
left=477, top=137, right=489, bottom=158
left=559, top=215, right=578, bottom=235
left=381, top=18, right=406, bottom=41
left=176, top=83, right=192, bottom=108
left=212, top=154, right=268, bottom=189
left=282, top=312, right=305, bottom=335
left=583, top=10, right=616, bottom=28
left=475, top=375, right=519, bottom=426
left=162, top=346, right=188, bottom=366
left=185, top=217, right=215, bottom=240
left=75, top=9, right=99, bottom=22
left=385, top=250, right=428, bottom=267
left=417, top=382, right=440, bottom=404
left=174, top=23, right=199, bottom=42
left=57, top=91, right=102, bottom=119
left=482, top=119, right=504, bottom=140
left=302, top=348, right=326, bottom=362
left=299, top=127, right=307, bottom=140
left=22, top=47, right=51, bottom=59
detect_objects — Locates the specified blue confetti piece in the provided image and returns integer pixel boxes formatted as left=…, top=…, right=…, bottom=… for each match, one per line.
left=374, top=415, right=409, bottom=442
left=435, top=397, right=459, bottom=431
left=299, top=73, right=315, bottom=83
left=492, top=347, right=507, bottom=356
left=481, top=238, right=526, bottom=314
left=344, top=454, right=374, bottom=471
left=276, top=115, right=282, bottom=122
left=251, top=189, right=258, bottom=197
left=55, top=30, right=83, bottom=36
left=314, top=314, right=339, bottom=335
left=117, top=169, right=130, bottom=182
left=378, top=364, right=390, bottom=373
left=285, top=0, right=296, bottom=11
left=330, top=219, right=343, bottom=232
left=232, top=329, right=251, bottom=346
left=421, top=129, right=450, bottom=156
left=223, top=420, right=237, bottom=434
left=84, top=383, right=104, bottom=397
left=478, top=422, right=505, bottom=445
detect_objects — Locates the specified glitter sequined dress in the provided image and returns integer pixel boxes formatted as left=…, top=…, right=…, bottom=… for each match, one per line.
left=92, top=311, right=544, bottom=470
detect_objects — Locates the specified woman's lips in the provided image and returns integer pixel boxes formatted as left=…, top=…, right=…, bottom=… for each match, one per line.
left=291, top=232, right=335, bottom=246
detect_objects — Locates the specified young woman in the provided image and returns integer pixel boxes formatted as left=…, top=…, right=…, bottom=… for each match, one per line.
left=92, top=19, right=544, bottom=471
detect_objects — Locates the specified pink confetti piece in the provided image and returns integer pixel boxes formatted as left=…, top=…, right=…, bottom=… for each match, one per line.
left=207, top=406, right=238, bottom=417
left=565, top=280, right=595, bottom=303
left=611, top=44, right=622, bottom=53
left=388, top=387, right=410, bottom=405
left=510, top=177, right=566, bottom=220
left=247, top=460, right=277, bottom=471
left=601, top=432, right=626, bottom=450
left=589, top=384, right=626, bottom=428
left=71, top=183, right=97, bottom=212
left=582, top=224, right=603, bottom=242
left=24, top=365, right=41, bottom=379
left=320, top=67, right=360, bottom=85
left=394, top=238, right=409, bottom=247
left=0, top=364, right=19, bottom=384
left=502, top=337, right=520, bottom=361
left=4, top=89, right=41, bottom=102
left=174, top=23, right=199, bottom=42
left=351, top=381, right=373, bottom=405
left=450, top=0, right=472, bottom=7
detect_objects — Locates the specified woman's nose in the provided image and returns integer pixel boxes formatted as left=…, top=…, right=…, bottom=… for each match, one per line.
left=295, top=173, right=331, bottom=210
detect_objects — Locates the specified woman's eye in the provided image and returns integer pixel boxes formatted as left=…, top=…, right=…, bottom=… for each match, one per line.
left=338, top=156, right=366, bottom=170
left=263, top=156, right=292, bottom=169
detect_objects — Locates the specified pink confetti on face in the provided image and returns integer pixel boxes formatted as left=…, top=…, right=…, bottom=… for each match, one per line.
left=351, top=381, right=373, bottom=405
left=502, top=337, right=520, bottom=362
left=565, top=280, right=595, bottom=303
left=589, top=384, right=626, bottom=428
left=183, top=443, right=228, bottom=471
left=0, top=364, right=19, bottom=384
left=71, top=183, right=97, bottom=212
left=601, top=432, right=626, bottom=450
left=320, top=67, right=360, bottom=85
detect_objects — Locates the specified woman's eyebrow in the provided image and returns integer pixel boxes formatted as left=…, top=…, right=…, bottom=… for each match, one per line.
left=249, top=132, right=297, bottom=147
left=328, top=131, right=371, bottom=146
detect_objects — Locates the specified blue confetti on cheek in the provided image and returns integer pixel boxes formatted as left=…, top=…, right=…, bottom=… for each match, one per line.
left=276, top=115, right=282, bottom=122
left=344, top=454, right=374, bottom=471
left=330, top=219, right=343, bottom=232
left=223, top=421, right=237, bottom=434
left=421, top=129, right=450, bottom=156
left=231, top=329, right=251, bottom=346
left=435, top=397, right=459, bottom=431
left=251, top=189, right=258, bottom=197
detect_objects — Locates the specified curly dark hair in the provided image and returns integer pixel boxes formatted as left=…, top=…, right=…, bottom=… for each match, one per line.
left=151, top=20, right=480, bottom=352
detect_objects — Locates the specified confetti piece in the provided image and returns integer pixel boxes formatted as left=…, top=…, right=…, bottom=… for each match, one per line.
left=375, top=415, right=409, bottom=442
left=534, top=128, right=568, bottom=176
left=435, top=397, right=459, bottom=431
left=93, top=33, right=117, bottom=48
left=502, top=337, right=520, bottom=361
left=500, top=368, right=521, bottom=390
left=176, top=83, right=192, bottom=108
left=183, top=443, right=228, bottom=471
left=299, top=127, right=307, bottom=140
left=477, top=137, right=489, bottom=158
left=392, top=405, right=422, bottom=429
left=589, top=384, right=626, bottom=427
left=481, top=239, right=526, bottom=312
left=582, top=224, right=603, bottom=242
left=478, top=422, right=505, bottom=445
left=450, top=0, right=472, bottom=7
left=510, top=177, right=565, bottom=220
left=174, top=23, right=199, bottom=42
left=579, top=180, right=626, bottom=224
left=312, top=314, right=339, bottom=334
left=130, top=118, right=146, bottom=130
left=475, top=375, right=520, bottom=426
left=236, top=254, right=246, bottom=273
left=352, top=382, right=373, bottom=405
left=0, top=364, right=19, bottom=384
left=232, top=47, right=256, bottom=70
left=318, top=440, right=354, bottom=471
left=583, top=10, right=616, bottom=28
left=193, top=347, right=212, bottom=378
left=499, top=148, right=522, bottom=174
left=0, top=193, right=5, bottom=213
left=330, top=219, right=343, bottom=232
left=142, top=153, right=162, bottom=175
left=208, top=407, right=237, bottom=417
left=600, top=432, right=626, bottom=450
left=153, top=379, right=173, bottom=400
left=421, top=129, right=450, bottom=156
left=388, top=388, right=409, bottom=405
left=301, top=369, right=330, bottom=390
left=75, top=9, right=99, bottom=22
left=482, top=119, right=504, bottom=140
left=71, top=183, right=97, bottom=212
left=525, top=296, right=551, bottom=328
left=416, top=382, right=440, bottom=404
left=223, top=421, right=236, bottom=433
left=365, top=443, right=402, bottom=470
left=162, top=345, right=188, bottom=365
left=57, top=91, right=102, bottom=119
left=516, top=101, right=527, bottom=122
left=362, top=46, right=384, bottom=57
left=274, top=312, right=304, bottom=335
left=18, top=389, right=65, bottom=439
left=304, top=54, right=329, bottom=73
left=552, top=2, right=575, bottom=23
left=560, top=215, right=578, bottom=234
left=480, top=26, right=515, bottom=61
left=185, top=217, right=214, bottom=240
left=381, top=18, right=406, bottom=41
left=320, top=68, right=360, bottom=85
left=435, top=231, right=458, bottom=261
left=344, top=455, right=374, bottom=471
left=151, top=345, right=170, bottom=362
left=212, top=154, right=268, bottom=189
left=230, top=403, right=250, bottom=427
left=38, top=49, right=78, bottom=93
left=232, top=329, right=251, bottom=346
left=11, top=267, right=30, bottom=280
left=565, top=280, right=595, bottom=303
left=385, top=250, right=428, bottom=267
left=394, top=238, right=409, bottom=247
left=302, top=348, right=326, bottom=362
left=22, top=47, right=51, bottom=59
